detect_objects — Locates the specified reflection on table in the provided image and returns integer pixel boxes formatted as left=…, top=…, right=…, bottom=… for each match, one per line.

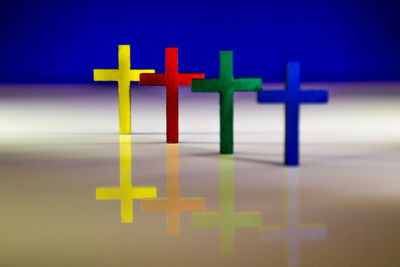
left=259, top=168, right=327, bottom=266
left=192, top=155, right=262, bottom=253
left=141, top=144, right=206, bottom=236
left=96, top=135, right=157, bottom=223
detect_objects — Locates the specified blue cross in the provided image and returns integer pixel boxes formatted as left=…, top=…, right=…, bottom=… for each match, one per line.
left=257, top=62, right=329, bottom=166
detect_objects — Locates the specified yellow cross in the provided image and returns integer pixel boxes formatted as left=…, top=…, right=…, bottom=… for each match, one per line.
left=93, top=45, right=155, bottom=134
left=96, top=135, right=157, bottom=223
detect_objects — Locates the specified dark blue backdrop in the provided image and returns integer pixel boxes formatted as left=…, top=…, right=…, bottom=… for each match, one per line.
left=1, top=0, right=399, bottom=82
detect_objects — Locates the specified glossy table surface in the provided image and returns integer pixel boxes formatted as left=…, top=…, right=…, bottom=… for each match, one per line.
left=0, top=82, right=399, bottom=266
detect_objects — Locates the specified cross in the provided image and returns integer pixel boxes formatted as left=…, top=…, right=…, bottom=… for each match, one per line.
left=140, top=47, right=205, bottom=143
left=259, top=168, right=327, bottom=266
left=192, top=155, right=262, bottom=253
left=96, top=135, right=157, bottom=223
left=191, top=51, right=262, bottom=154
left=257, top=62, right=328, bottom=166
left=141, top=144, right=206, bottom=236
left=94, top=45, right=155, bottom=135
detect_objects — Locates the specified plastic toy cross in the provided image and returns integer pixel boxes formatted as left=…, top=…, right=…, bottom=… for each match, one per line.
left=96, top=135, right=157, bottom=223
left=141, top=144, right=205, bottom=236
left=94, top=45, right=155, bottom=135
left=259, top=168, right=326, bottom=266
left=192, top=155, right=262, bottom=253
left=257, top=62, right=328, bottom=166
left=140, top=48, right=204, bottom=143
left=191, top=51, right=262, bottom=154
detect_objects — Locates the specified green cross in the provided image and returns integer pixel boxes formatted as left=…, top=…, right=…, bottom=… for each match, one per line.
left=191, top=51, right=262, bottom=154
left=192, top=155, right=262, bottom=253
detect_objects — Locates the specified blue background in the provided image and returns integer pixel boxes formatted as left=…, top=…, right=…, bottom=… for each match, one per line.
left=1, top=0, right=399, bottom=82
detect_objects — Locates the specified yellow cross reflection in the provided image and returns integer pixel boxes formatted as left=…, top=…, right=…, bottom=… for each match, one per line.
left=93, top=45, right=155, bottom=134
left=259, top=168, right=327, bottom=266
left=192, top=155, right=262, bottom=253
left=141, top=144, right=206, bottom=236
left=96, top=135, right=157, bottom=223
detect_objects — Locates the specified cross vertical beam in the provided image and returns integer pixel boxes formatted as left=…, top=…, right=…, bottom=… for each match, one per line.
left=285, top=63, right=301, bottom=167
left=140, top=48, right=204, bottom=143
left=220, top=88, right=234, bottom=155
left=257, top=62, right=328, bottom=166
left=192, top=51, right=262, bottom=154
left=94, top=45, right=155, bottom=134
left=141, top=144, right=206, bottom=236
left=166, top=48, right=179, bottom=144
left=96, top=135, right=157, bottom=223
left=192, top=155, right=262, bottom=253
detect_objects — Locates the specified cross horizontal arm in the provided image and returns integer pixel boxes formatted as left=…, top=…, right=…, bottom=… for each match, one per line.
left=298, top=226, right=327, bottom=240
left=131, top=69, right=155, bottom=82
left=192, top=212, right=221, bottom=227
left=96, top=187, right=121, bottom=199
left=233, top=78, right=263, bottom=92
left=191, top=79, right=221, bottom=93
left=259, top=229, right=289, bottom=241
left=234, top=212, right=262, bottom=227
left=178, top=73, right=205, bottom=85
left=300, top=90, right=329, bottom=103
left=140, top=73, right=167, bottom=86
left=176, top=198, right=206, bottom=211
left=258, top=90, right=288, bottom=103
left=141, top=199, right=168, bottom=212
left=132, top=187, right=157, bottom=198
left=93, top=69, right=119, bottom=82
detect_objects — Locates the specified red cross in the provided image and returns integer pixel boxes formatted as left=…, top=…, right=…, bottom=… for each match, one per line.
left=140, top=47, right=205, bottom=143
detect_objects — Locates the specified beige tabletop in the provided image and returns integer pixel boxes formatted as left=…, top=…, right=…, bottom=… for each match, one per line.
left=0, top=82, right=399, bottom=266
